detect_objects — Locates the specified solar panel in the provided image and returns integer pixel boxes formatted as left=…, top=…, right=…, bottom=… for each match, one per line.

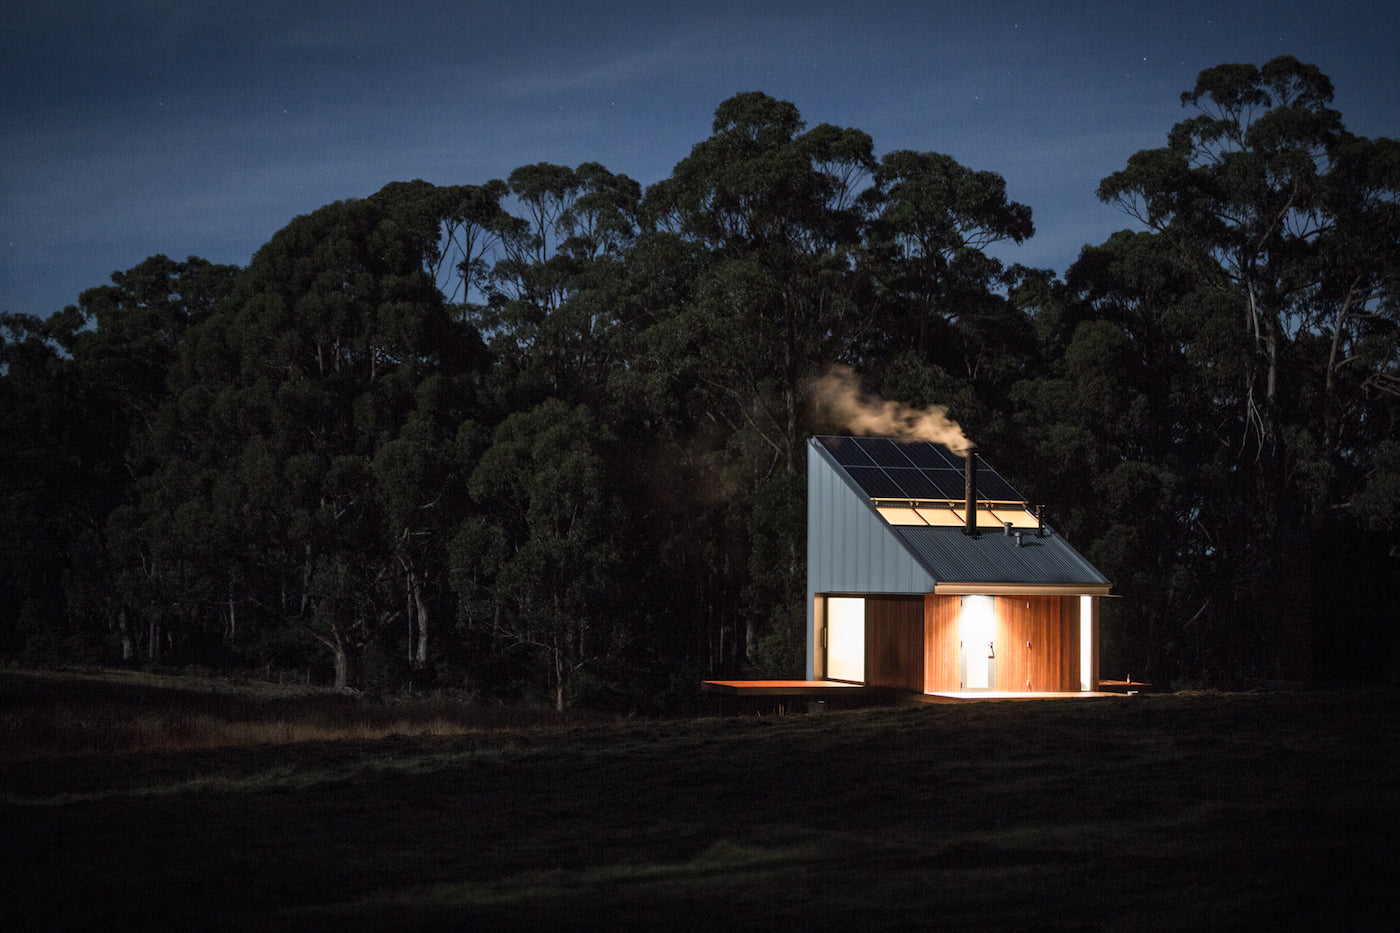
left=815, top=436, right=1028, bottom=505
left=858, top=437, right=917, bottom=468
left=885, top=468, right=941, bottom=498
left=844, top=466, right=907, bottom=499
left=973, top=469, right=1020, bottom=502
left=823, top=436, right=877, bottom=467
left=900, top=443, right=959, bottom=469
left=924, top=469, right=968, bottom=499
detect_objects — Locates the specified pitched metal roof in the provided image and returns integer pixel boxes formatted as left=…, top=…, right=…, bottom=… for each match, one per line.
left=894, top=525, right=1110, bottom=592
left=810, top=435, right=1111, bottom=593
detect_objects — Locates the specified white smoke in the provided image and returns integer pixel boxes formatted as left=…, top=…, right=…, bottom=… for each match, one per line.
left=811, top=364, right=975, bottom=457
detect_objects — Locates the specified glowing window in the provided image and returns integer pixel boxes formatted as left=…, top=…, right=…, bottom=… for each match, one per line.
left=1080, top=595, right=1093, bottom=691
left=827, top=597, right=865, bottom=683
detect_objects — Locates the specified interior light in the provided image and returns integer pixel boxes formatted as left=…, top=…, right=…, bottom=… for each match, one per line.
left=1080, top=595, right=1093, bottom=691
left=962, top=595, right=994, bottom=689
left=827, top=597, right=865, bottom=683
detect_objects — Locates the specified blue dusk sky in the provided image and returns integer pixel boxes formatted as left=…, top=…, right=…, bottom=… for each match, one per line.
left=2, top=0, right=1396, bottom=317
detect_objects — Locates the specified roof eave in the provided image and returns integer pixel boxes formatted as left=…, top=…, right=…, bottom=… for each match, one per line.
left=933, top=582, right=1114, bottom=596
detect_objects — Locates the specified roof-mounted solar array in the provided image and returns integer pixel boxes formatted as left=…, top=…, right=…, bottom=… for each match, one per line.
left=814, top=435, right=1025, bottom=505
left=809, top=435, right=1110, bottom=590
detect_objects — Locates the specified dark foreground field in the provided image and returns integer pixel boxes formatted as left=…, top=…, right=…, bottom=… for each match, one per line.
left=3, top=672, right=1398, bottom=931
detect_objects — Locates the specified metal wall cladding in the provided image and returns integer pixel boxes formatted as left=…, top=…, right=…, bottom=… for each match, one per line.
left=807, top=442, right=937, bottom=597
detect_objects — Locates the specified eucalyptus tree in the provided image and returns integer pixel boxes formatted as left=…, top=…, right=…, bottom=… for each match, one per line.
left=1014, top=231, right=1232, bottom=684
left=61, top=256, right=239, bottom=441
left=1308, top=132, right=1400, bottom=517
left=477, top=161, right=642, bottom=408
left=68, top=258, right=240, bottom=660
left=641, top=92, right=876, bottom=475
left=1, top=311, right=91, bottom=654
left=622, top=94, right=877, bottom=673
left=368, top=179, right=511, bottom=310
left=450, top=399, right=618, bottom=709
left=0, top=257, right=238, bottom=661
left=1087, top=57, right=1399, bottom=682
left=1097, top=56, right=1399, bottom=510
left=855, top=149, right=1036, bottom=425
left=136, top=184, right=486, bottom=688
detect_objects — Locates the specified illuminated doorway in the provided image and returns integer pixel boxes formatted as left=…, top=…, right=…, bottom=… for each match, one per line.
left=826, top=596, right=865, bottom=683
left=960, top=595, right=995, bottom=689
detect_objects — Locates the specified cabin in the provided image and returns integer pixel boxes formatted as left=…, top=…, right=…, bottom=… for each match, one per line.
left=805, top=435, right=1111, bottom=696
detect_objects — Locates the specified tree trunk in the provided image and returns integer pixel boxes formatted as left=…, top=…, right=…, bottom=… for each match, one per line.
left=782, top=290, right=799, bottom=474
left=226, top=578, right=237, bottom=645
left=332, top=630, right=358, bottom=692
left=409, top=570, right=430, bottom=670
left=118, top=608, right=134, bottom=661
left=1322, top=282, right=1360, bottom=463
left=554, top=637, right=566, bottom=712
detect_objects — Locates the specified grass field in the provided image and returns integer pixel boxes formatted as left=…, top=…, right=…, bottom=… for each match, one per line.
left=3, top=670, right=1397, bottom=931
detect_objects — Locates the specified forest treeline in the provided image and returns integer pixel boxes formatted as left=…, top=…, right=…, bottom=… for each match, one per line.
left=3, top=58, right=1397, bottom=707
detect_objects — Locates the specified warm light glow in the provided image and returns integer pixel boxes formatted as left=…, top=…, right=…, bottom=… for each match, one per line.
left=1080, top=595, right=1093, bottom=692
left=876, top=507, right=927, bottom=525
left=962, top=595, right=994, bottom=689
left=986, top=508, right=1040, bottom=529
left=915, top=507, right=966, bottom=527
left=827, top=597, right=865, bottom=683
left=873, top=502, right=1036, bottom=529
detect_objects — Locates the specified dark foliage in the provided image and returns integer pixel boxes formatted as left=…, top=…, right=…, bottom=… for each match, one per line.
left=3, top=60, right=1396, bottom=700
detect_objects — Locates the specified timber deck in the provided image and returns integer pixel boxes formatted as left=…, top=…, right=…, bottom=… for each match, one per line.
left=701, top=680, right=866, bottom=696
left=911, top=690, right=1122, bottom=703
left=702, top=679, right=1128, bottom=705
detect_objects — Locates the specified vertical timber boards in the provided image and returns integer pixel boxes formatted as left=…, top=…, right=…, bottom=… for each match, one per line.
left=865, top=596, right=924, bottom=691
left=874, top=593, right=1088, bottom=695
left=1056, top=596, right=1082, bottom=691
left=923, top=594, right=960, bottom=692
left=994, top=596, right=1081, bottom=691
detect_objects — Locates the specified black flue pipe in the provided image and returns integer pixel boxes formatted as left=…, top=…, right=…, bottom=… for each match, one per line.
left=963, top=446, right=978, bottom=536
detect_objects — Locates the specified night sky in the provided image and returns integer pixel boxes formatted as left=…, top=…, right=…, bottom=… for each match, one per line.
left=3, top=0, right=1396, bottom=317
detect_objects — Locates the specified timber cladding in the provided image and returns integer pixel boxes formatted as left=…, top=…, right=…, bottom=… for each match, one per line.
left=864, top=594, right=1083, bottom=693
left=994, top=595, right=1080, bottom=692
left=864, top=596, right=924, bottom=691
left=924, top=594, right=960, bottom=692
left=857, top=593, right=1087, bottom=694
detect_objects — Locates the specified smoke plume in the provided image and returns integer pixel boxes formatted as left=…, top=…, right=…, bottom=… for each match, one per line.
left=811, top=364, right=975, bottom=457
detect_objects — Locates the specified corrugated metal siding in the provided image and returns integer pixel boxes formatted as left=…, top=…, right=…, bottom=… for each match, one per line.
left=808, top=441, right=937, bottom=595
left=807, top=440, right=937, bottom=677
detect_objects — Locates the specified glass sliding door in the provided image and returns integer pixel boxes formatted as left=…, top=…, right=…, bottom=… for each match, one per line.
left=826, top=596, right=865, bottom=683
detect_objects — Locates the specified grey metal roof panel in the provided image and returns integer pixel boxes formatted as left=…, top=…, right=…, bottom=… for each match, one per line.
left=893, top=525, right=1110, bottom=587
left=808, top=435, right=1112, bottom=591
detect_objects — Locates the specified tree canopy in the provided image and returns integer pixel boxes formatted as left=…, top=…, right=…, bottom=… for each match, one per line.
left=4, top=62, right=1397, bottom=701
